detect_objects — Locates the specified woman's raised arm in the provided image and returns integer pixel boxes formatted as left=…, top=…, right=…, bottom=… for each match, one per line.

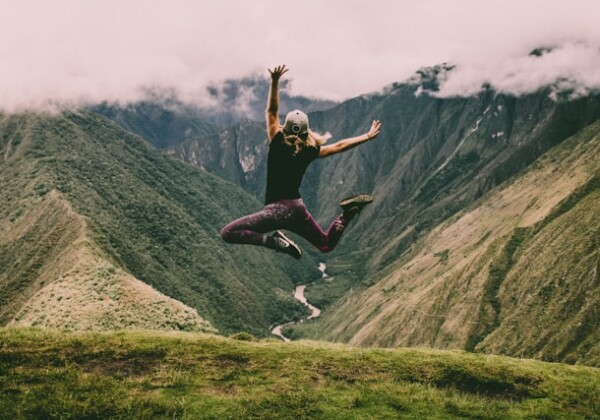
left=319, top=120, right=382, bottom=158
left=266, top=65, right=288, bottom=141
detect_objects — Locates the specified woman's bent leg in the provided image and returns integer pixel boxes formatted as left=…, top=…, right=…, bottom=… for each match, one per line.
left=221, top=199, right=355, bottom=253
left=221, top=207, right=281, bottom=247
left=289, top=201, right=353, bottom=253
left=221, top=200, right=302, bottom=249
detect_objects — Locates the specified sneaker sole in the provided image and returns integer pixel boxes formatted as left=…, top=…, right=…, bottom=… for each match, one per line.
left=340, top=194, right=374, bottom=207
left=274, top=230, right=302, bottom=259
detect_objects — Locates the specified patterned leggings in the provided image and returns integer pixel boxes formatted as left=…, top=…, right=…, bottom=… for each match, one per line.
left=220, top=199, right=351, bottom=253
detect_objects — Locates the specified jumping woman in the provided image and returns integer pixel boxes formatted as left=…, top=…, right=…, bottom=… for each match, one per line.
left=221, top=64, right=382, bottom=259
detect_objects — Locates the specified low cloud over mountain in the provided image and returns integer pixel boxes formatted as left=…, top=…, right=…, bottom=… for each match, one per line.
left=427, top=42, right=600, bottom=99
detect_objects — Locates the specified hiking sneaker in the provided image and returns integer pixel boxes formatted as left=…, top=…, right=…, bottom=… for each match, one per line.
left=339, top=193, right=374, bottom=215
left=273, top=230, right=302, bottom=260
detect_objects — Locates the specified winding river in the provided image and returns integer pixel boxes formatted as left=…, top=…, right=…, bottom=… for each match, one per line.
left=271, top=263, right=330, bottom=342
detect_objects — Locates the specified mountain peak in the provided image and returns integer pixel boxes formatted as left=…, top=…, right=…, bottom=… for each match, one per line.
left=381, top=63, right=457, bottom=96
left=529, top=46, right=555, bottom=57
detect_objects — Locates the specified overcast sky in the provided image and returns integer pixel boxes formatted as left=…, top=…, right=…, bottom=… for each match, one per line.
left=1, top=0, right=600, bottom=111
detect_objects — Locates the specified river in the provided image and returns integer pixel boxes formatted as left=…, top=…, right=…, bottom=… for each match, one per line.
left=271, top=263, right=330, bottom=342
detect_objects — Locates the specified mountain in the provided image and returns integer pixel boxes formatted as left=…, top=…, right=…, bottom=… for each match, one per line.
left=165, top=68, right=600, bottom=364
left=306, top=84, right=600, bottom=273
left=0, top=111, right=320, bottom=336
left=91, top=99, right=218, bottom=149
left=204, top=75, right=340, bottom=124
left=166, top=119, right=268, bottom=200
left=168, top=73, right=600, bottom=274
left=294, top=117, right=600, bottom=366
left=92, top=76, right=338, bottom=149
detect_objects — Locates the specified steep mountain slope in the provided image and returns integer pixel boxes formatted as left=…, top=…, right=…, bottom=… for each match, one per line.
left=310, top=85, right=600, bottom=278
left=1, top=187, right=214, bottom=332
left=167, top=120, right=269, bottom=200
left=0, top=112, right=319, bottom=336
left=296, top=118, right=600, bottom=366
left=92, top=100, right=218, bottom=149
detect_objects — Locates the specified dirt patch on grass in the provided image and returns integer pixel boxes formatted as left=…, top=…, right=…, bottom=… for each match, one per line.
left=211, top=353, right=251, bottom=368
left=79, top=350, right=166, bottom=377
left=396, top=365, right=546, bottom=401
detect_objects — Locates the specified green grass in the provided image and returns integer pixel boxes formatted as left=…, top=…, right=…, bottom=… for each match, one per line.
left=2, top=328, right=600, bottom=419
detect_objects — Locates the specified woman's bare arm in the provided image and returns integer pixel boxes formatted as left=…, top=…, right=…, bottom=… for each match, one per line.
left=319, top=120, right=382, bottom=158
left=266, top=65, right=288, bottom=141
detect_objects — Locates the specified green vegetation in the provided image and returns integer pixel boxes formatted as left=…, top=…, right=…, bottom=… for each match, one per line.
left=535, top=171, right=600, bottom=234
left=0, top=112, right=316, bottom=336
left=415, top=152, right=481, bottom=205
left=477, top=181, right=600, bottom=365
left=302, top=275, right=356, bottom=310
left=467, top=228, right=530, bottom=351
left=288, top=117, right=600, bottom=365
left=2, top=328, right=600, bottom=419
left=434, top=249, right=450, bottom=265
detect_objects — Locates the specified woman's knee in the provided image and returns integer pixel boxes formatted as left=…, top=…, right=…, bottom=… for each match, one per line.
left=220, top=225, right=235, bottom=243
left=318, top=244, right=334, bottom=253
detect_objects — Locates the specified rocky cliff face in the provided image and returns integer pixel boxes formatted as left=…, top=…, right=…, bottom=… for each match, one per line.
left=167, top=119, right=269, bottom=200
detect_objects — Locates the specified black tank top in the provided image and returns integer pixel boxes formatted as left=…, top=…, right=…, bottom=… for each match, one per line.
left=265, top=131, right=320, bottom=204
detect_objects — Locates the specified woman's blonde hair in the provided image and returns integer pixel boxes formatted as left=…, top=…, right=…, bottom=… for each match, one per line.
left=282, top=128, right=331, bottom=155
left=306, top=129, right=331, bottom=147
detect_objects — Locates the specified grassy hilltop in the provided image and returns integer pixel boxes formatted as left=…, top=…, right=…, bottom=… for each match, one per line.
left=1, top=328, right=599, bottom=419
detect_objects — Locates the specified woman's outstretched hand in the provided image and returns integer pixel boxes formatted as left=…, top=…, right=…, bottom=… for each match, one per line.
left=268, top=65, right=289, bottom=80
left=367, top=120, right=382, bottom=140
left=318, top=119, right=382, bottom=158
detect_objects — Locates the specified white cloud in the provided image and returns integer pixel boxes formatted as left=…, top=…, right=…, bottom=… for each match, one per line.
left=434, top=42, right=600, bottom=98
left=1, top=0, right=599, bottom=112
